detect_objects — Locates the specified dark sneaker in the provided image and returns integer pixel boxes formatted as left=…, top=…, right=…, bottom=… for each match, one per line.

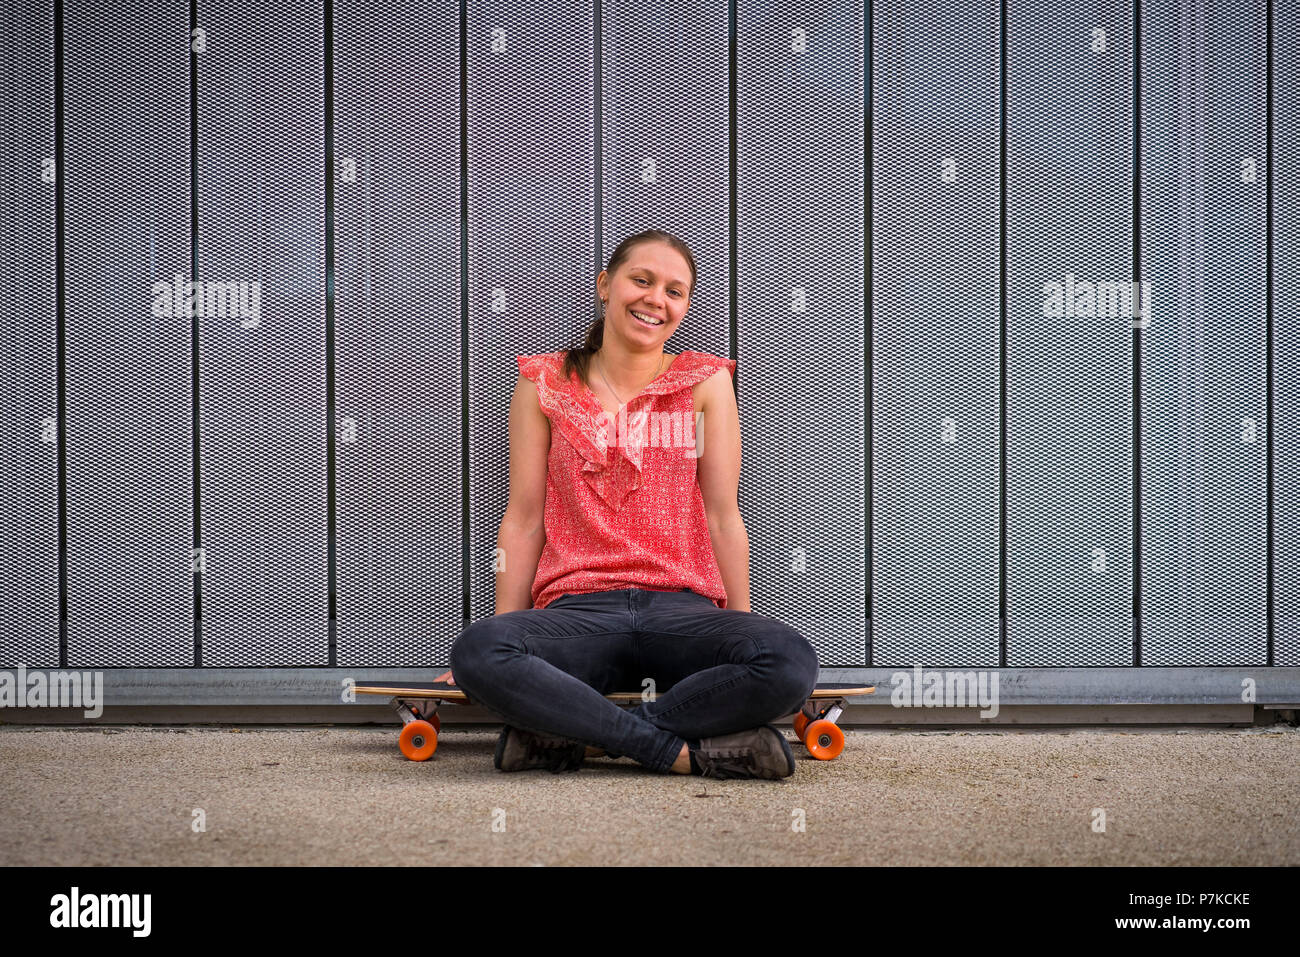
left=493, top=725, right=586, bottom=773
left=692, top=725, right=796, bottom=780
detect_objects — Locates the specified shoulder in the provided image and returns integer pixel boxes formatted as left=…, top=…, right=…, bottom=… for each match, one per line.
left=516, top=350, right=568, bottom=381
left=516, top=351, right=579, bottom=403
left=513, top=352, right=574, bottom=424
left=677, top=351, right=735, bottom=413
left=673, top=350, right=735, bottom=381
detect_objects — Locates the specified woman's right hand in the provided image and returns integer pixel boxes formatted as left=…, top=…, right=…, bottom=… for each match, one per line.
left=433, top=670, right=455, bottom=686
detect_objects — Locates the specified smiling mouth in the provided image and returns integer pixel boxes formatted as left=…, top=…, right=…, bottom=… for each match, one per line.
left=630, top=309, right=663, bottom=327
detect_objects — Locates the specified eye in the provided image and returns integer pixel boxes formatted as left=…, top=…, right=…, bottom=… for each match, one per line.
left=635, top=276, right=682, bottom=296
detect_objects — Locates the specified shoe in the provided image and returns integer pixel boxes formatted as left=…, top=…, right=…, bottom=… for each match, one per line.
left=494, top=725, right=586, bottom=773
left=692, top=725, right=796, bottom=780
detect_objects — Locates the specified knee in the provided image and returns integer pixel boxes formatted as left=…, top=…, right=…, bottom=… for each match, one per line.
left=447, top=633, right=472, bottom=680
left=753, top=621, right=820, bottom=714
left=448, top=616, right=518, bottom=688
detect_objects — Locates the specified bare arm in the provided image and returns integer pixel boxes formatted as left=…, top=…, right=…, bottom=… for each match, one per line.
left=436, top=373, right=549, bottom=684
left=495, top=373, right=550, bottom=615
left=694, top=368, right=750, bottom=612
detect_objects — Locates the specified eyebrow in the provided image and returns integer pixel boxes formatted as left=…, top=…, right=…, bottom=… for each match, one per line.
left=628, top=266, right=688, bottom=288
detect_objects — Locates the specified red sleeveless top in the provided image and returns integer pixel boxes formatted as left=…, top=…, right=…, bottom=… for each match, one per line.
left=516, top=349, right=737, bottom=610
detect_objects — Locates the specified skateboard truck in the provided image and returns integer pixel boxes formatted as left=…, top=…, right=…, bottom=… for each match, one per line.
left=790, top=695, right=851, bottom=760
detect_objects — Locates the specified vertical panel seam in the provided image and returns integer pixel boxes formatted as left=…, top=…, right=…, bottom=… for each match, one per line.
left=865, top=0, right=873, bottom=667
left=728, top=0, right=737, bottom=369
left=1266, top=0, right=1274, bottom=667
left=55, top=0, right=67, bottom=669
left=595, top=0, right=602, bottom=292
left=191, top=0, right=203, bottom=667
left=460, top=0, right=469, bottom=632
left=325, top=0, right=337, bottom=666
left=999, top=0, right=1007, bottom=668
left=1133, top=0, right=1143, bottom=668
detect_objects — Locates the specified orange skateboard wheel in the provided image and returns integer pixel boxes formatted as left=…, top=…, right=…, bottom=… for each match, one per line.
left=792, top=712, right=810, bottom=743
left=804, top=720, right=844, bottom=761
left=399, top=720, right=438, bottom=761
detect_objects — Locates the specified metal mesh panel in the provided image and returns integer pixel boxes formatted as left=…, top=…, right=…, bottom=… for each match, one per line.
left=333, top=0, right=462, bottom=667
left=872, top=0, right=1000, bottom=668
left=737, top=1, right=865, bottom=665
left=197, top=0, right=327, bottom=665
left=601, top=4, right=729, bottom=361
left=1140, top=0, right=1268, bottom=665
left=466, top=1, right=596, bottom=623
left=1276, top=0, right=1300, bottom=666
left=64, top=0, right=193, bottom=666
left=7, top=0, right=1295, bottom=675
left=1005, top=0, right=1133, bottom=666
left=0, top=1, right=59, bottom=668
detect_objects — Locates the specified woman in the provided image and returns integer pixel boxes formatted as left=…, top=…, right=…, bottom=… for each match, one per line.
left=444, top=229, right=819, bottom=779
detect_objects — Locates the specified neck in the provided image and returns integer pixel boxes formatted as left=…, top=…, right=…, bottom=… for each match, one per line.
left=595, top=347, right=665, bottom=397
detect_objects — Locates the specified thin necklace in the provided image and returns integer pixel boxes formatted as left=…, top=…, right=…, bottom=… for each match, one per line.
left=595, top=351, right=664, bottom=408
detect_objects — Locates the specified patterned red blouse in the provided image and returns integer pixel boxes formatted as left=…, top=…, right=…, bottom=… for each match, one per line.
left=516, top=349, right=737, bottom=610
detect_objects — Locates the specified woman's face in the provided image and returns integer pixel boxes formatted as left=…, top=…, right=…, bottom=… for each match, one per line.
left=598, top=243, right=692, bottom=350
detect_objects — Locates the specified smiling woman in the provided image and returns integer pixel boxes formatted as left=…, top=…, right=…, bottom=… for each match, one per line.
left=441, top=229, right=821, bottom=782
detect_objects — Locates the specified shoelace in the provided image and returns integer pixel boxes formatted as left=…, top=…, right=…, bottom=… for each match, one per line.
left=695, top=748, right=759, bottom=779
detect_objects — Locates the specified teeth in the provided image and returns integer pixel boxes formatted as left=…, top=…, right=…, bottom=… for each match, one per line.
left=631, top=310, right=662, bottom=325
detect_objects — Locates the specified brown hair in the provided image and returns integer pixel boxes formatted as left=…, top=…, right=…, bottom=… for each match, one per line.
left=561, top=230, right=697, bottom=386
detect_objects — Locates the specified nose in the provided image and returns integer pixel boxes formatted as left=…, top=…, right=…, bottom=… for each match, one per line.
left=641, top=287, right=667, bottom=311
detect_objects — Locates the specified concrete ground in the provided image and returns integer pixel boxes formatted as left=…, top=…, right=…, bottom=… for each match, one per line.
left=1, top=724, right=1296, bottom=866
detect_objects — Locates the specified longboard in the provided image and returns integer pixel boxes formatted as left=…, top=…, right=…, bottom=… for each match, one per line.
left=355, top=681, right=874, bottom=763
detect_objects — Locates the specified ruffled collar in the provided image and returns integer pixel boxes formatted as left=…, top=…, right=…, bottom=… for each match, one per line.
left=519, top=349, right=735, bottom=511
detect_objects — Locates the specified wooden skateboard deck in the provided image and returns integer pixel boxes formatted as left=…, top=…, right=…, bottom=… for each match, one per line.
left=356, top=681, right=874, bottom=763
left=354, top=681, right=874, bottom=702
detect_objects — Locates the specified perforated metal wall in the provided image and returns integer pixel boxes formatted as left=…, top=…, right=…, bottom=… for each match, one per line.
left=1141, top=0, right=1269, bottom=665
left=873, top=0, right=1000, bottom=668
left=1005, top=0, right=1134, bottom=666
left=196, top=0, right=328, bottom=665
left=466, top=2, right=597, bottom=623
left=64, top=0, right=193, bottom=666
left=736, top=1, right=865, bottom=665
left=0, top=0, right=59, bottom=668
left=1, top=0, right=1296, bottom=677
left=1277, top=0, right=1300, bottom=667
left=601, top=3, right=729, bottom=369
left=333, top=0, right=462, bottom=667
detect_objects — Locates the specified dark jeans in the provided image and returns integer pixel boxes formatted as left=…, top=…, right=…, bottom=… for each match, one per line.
left=448, top=587, right=821, bottom=773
